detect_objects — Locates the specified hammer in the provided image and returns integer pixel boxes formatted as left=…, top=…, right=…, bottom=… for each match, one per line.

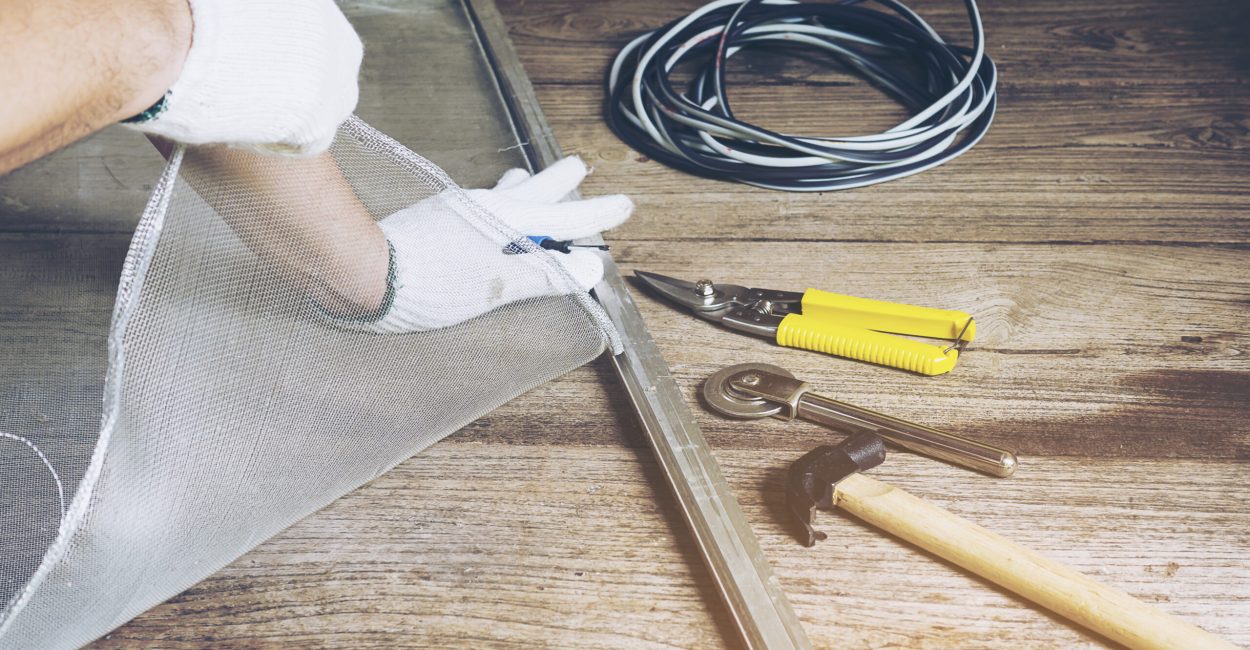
left=789, top=432, right=1234, bottom=650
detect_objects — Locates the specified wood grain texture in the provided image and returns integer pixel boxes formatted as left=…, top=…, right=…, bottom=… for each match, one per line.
left=831, top=472, right=1238, bottom=650
left=91, top=444, right=1250, bottom=649
left=497, top=0, right=1250, bottom=86
left=43, top=0, right=1250, bottom=646
left=496, top=0, right=1250, bottom=245
left=449, top=242, right=1250, bottom=463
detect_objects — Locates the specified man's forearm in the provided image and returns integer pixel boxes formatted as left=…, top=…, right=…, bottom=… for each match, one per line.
left=0, top=0, right=191, bottom=174
left=149, top=137, right=392, bottom=318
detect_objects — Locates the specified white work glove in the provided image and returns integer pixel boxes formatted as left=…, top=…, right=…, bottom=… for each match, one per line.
left=124, top=0, right=362, bottom=155
left=360, top=156, right=632, bottom=333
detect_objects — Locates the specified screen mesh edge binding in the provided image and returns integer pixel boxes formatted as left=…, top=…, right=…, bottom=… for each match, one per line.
left=0, top=143, right=186, bottom=637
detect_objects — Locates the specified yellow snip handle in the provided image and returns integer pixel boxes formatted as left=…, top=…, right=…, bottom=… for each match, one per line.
left=777, top=314, right=958, bottom=375
left=799, top=289, right=976, bottom=341
left=774, top=289, right=975, bottom=376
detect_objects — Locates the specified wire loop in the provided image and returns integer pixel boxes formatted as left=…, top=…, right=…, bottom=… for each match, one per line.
left=605, top=0, right=997, bottom=191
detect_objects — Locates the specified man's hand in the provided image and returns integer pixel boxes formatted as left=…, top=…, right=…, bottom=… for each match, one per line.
left=356, top=157, right=633, bottom=333
left=155, top=146, right=626, bottom=335
left=0, top=0, right=362, bottom=175
left=124, top=0, right=363, bottom=156
left=0, top=0, right=192, bottom=174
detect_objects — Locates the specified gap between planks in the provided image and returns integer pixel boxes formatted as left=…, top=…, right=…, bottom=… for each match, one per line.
left=92, top=442, right=1250, bottom=649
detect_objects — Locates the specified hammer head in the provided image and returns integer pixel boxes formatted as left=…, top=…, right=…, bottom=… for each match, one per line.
left=786, top=432, right=887, bottom=546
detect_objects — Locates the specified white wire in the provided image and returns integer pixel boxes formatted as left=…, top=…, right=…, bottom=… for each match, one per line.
left=1, top=431, right=67, bottom=520
left=606, top=0, right=997, bottom=190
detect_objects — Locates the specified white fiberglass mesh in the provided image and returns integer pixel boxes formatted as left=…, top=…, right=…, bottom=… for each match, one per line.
left=0, top=117, right=611, bottom=649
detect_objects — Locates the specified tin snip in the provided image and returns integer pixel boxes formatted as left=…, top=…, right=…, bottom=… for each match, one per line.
left=634, top=271, right=976, bottom=376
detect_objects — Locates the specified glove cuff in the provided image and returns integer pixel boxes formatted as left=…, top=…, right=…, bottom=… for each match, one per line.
left=123, top=0, right=363, bottom=155
left=318, top=239, right=398, bottom=329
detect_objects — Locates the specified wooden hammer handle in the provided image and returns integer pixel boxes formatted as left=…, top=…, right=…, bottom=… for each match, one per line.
left=834, top=473, right=1234, bottom=649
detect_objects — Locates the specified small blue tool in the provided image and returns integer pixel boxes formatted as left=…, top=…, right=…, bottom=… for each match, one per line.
left=503, top=235, right=610, bottom=255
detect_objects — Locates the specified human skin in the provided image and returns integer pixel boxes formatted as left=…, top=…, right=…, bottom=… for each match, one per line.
left=149, top=138, right=392, bottom=319
left=0, top=0, right=192, bottom=175
left=0, top=1, right=389, bottom=317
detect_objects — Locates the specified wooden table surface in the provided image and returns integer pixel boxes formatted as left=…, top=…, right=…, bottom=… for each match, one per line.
left=90, top=0, right=1248, bottom=647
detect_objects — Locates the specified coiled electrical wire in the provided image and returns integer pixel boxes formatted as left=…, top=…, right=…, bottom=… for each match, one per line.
left=604, top=0, right=997, bottom=192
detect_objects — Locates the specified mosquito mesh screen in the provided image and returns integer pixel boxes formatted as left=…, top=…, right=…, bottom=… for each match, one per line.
left=0, top=117, right=613, bottom=649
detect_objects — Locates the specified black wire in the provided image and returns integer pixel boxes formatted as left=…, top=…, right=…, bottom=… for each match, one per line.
left=603, top=0, right=997, bottom=192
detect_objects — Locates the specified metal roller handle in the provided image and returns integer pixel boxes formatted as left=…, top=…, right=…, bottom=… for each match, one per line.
left=796, top=392, right=1017, bottom=477
left=725, top=367, right=1017, bottom=477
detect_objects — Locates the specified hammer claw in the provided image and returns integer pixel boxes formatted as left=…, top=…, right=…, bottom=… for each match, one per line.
left=785, top=433, right=886, bottom=546
left=793, top=503, right=824, bottom=548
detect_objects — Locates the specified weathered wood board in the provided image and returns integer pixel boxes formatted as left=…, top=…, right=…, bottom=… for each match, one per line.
left=92, top=444, right=1250, bottom=648
left=0, top=0, right=1240, bottom=646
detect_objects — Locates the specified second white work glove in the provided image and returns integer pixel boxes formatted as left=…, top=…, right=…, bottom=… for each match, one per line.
left=360, top=156, right=633, bottom=333
left=124, top=0, right=362, bottom=155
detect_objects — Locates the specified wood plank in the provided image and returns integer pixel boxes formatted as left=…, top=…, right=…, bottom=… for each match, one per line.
left=496, top=0, right=1250, bottom=87
left=6, top=0, right=1244, bottom=646
left=90, top=443, right=1250, bottom=648
left=489, top=0, right=1250, bottom=245
left=531, top=89, right=1250, bottom=244
left=453, top=241, right=1250, bottom=461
